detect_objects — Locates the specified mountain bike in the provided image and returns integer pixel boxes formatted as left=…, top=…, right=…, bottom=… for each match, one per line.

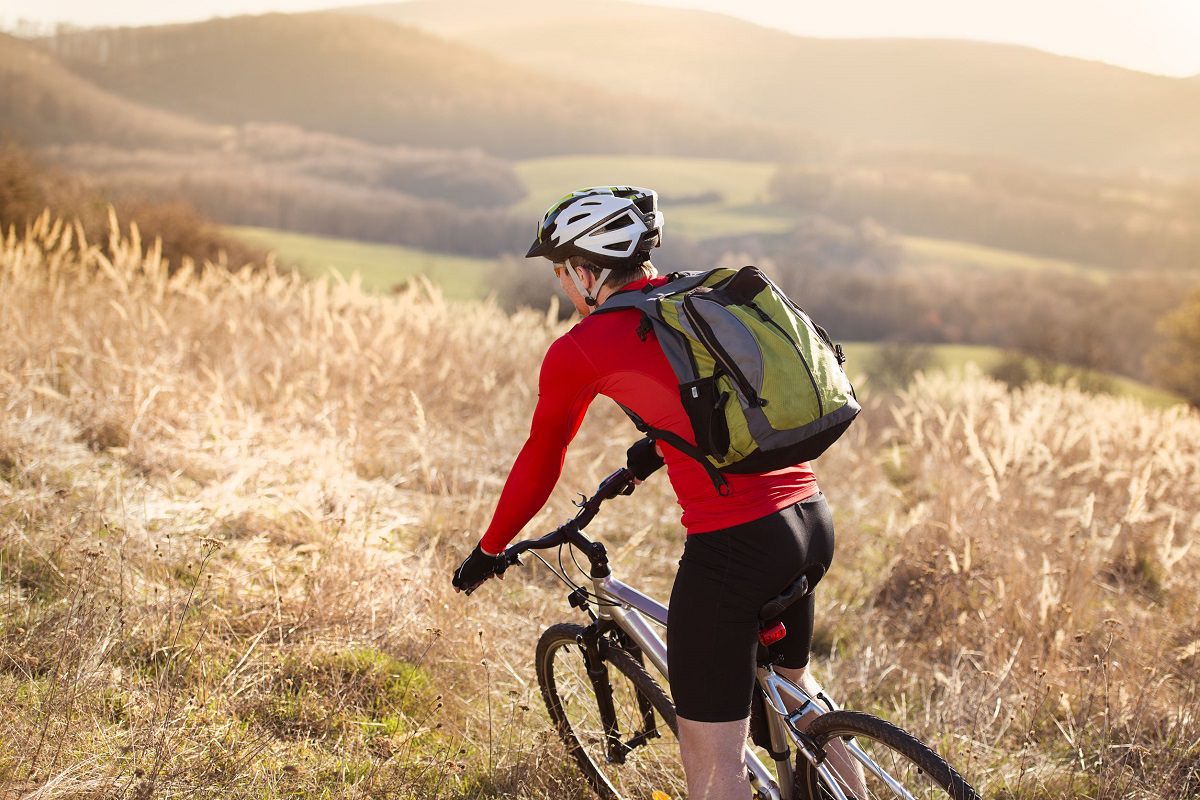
left=474, top=461, right=981, bottom=800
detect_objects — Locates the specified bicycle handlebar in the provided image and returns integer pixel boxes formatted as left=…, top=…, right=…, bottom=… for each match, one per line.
left=479, top=438, right=666, bottom=586
left=499, top=466, right=635, bottom=571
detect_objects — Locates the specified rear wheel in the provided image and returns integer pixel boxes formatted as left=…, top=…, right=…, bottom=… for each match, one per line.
left=796, top=711, right=980, bottom=800
left=536, top=623, right=686, bottom=800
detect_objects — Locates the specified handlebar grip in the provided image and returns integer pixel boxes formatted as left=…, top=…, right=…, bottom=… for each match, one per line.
left=596, top=467, right=635, bottom=500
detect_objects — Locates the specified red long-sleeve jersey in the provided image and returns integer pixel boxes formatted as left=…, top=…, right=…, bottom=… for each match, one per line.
left=479, top=277, right=818, bottom=555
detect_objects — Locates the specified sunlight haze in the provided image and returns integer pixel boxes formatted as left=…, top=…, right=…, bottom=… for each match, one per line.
left=2, top=0, right=1198, bottom=77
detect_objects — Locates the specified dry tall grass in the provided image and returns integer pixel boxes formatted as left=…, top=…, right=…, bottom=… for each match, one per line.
left=1, top=213, right=1197, bottom=798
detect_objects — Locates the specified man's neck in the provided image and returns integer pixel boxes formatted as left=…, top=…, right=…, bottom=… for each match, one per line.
left=592, top=268, right=659, bottom=309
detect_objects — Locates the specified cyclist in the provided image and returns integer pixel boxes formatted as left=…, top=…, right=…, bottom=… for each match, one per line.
left=453, top=186, right=847, bottom=800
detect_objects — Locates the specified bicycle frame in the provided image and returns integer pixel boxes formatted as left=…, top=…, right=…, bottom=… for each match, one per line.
left=589, top=572, right=855, bottom=800
left=504, top=467, right=904, bottom=800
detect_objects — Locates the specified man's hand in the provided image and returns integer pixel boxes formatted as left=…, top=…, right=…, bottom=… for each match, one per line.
left=452, top=543, right=506, bottom=595
left=627, top=438, right=665, bottom=483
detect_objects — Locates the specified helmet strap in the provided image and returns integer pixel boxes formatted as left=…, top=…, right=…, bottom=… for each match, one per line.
left=567, top=264, right=613, bottom=308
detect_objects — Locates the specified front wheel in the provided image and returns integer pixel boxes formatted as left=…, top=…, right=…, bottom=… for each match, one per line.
left=796, top=710, right=981, bottom=800
left=536, top=623, right=686, bottom=800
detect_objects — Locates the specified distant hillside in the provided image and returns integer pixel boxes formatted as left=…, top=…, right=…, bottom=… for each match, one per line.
left=356, top=0, right=1200, bottom=174
left=45, top=13, right=812, bottom=160
left=1, top=24, right=537, bottom=255
left=0, top=33, right=219, bottom=149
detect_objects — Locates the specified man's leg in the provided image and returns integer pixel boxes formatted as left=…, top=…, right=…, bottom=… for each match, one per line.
left=776, top=665, right=866, bottom=797
left=677, top=715, right=751, bottom=800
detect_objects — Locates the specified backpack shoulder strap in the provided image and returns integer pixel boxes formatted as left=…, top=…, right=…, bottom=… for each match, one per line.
left=615, top=404, right=730, bottom=496
left=590, top=270, right=715, bottom=318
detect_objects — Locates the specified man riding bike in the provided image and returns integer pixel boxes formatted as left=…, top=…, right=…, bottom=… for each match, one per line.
left=452, top=186, right=842, bottom=800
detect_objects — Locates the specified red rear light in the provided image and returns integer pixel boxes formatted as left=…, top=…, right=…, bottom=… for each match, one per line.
left=759, top=622, right=786, bottom=646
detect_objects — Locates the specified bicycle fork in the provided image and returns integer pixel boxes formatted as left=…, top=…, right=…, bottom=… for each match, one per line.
left=578, top=625, right=659, bottom=765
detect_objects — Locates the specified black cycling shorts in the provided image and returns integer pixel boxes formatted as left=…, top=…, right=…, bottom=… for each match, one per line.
left=666, top=493, right=834, bottom=723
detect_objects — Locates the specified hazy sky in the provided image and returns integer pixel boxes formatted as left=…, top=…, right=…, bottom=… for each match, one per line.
left=3, top=0, right=1198, bottom=78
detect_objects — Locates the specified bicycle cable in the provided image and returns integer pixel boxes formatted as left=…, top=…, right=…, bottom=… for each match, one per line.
left=569, top=543, right=622, bottom=608
left=522, top=547, right=618, bottom=608
left=544, top=542, right=620, bottom=608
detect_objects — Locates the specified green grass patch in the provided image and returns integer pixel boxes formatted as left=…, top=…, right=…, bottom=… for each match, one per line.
left=515, top=155, right=790, bottom=238
left=901, top=235, right=1108, bottom=281
left=254, top=645, right=433, bottom=739
left=226, top=226, right=496, bottom=299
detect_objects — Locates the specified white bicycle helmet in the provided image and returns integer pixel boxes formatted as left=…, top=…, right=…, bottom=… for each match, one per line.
left=525, top=186, right=664, bottom=269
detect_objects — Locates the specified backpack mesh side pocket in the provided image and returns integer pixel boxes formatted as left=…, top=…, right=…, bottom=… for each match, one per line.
left=679, top=376, right=730, bottom=458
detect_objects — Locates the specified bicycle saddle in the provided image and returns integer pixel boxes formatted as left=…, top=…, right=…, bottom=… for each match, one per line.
left=757, top=564, right=826, bottom=624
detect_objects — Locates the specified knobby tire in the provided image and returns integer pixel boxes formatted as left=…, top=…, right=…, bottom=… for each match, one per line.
left=797, top=710, right=981, bottom=800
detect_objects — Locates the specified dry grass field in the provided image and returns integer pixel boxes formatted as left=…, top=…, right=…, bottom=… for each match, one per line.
left=1, top=213, right=1198, bottom=798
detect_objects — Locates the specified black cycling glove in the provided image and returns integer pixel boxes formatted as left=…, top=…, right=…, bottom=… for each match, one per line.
left=627, top=438, right=665, bottom=480
left=452, top=543, right=506, bottom=595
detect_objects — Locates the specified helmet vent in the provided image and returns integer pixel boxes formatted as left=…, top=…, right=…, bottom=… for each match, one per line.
left=601, top=214, right=634, bottom=232
left=566, top=213, right=589, bottom=225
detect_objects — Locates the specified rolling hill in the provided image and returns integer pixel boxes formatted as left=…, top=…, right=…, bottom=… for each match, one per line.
left=0, top=33, right=220, bottom=149
left=44, top=13, right=813, bottom=161
left=0, top=29, right=539, bottom=256
left=355, top=0, right=1200, bottom=174
left=0, top=32, right=526, bottom=213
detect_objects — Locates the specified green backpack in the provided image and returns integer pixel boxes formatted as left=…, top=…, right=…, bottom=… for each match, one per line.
left=595, top=266, right=859, bottom=493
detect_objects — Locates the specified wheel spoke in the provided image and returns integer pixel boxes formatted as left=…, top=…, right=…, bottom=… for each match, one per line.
left=551, top=643, right=684, bottom=791
left=846, top=737, right=919, bottom=799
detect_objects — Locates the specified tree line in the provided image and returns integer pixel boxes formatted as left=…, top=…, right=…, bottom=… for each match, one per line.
left=39, top=125, right=531, bottom=257
left=770, top=157, right=1200, bottom=273
left=0, top=141, right=266, bottom=269
left=100, top=169, right=528, bottom=258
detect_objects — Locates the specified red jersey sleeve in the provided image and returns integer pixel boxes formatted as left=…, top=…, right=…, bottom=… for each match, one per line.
left=479, top=332, right=599, bottom=554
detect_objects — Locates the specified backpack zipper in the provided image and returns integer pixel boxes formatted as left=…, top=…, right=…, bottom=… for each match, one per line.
left=749, top=302, right=824, bottom=417
left=682, top=295, right=765, bottom=408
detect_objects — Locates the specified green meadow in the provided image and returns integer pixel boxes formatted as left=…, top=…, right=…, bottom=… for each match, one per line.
left=229, top=226, right=497, bottom=298
left=900, top=236, right=1107, bottom=279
